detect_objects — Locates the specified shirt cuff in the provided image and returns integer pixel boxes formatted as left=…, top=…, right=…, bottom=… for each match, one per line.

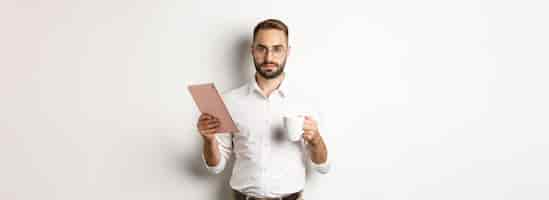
left=202, top=153, right=226, bottom=174
left=311, top=158, right=331, bottom=174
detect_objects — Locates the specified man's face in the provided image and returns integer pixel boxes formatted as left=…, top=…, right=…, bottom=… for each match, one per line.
left=251, top=29, right=289, bottom=79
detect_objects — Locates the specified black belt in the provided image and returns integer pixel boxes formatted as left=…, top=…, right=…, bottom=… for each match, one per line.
left=232, top=190, right=301, bottom=200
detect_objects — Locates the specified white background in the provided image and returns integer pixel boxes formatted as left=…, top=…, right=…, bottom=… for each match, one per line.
left=1, top=0, right=548, bottom=199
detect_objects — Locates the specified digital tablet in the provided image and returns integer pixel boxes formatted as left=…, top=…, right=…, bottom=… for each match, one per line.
left=187, top=83, right=239, bottom=133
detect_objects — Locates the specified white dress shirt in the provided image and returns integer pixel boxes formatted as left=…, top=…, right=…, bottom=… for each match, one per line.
left=201, top=74, right=331, bottom=198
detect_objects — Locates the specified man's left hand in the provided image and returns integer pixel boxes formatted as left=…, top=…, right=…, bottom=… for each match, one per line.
left=302, top=116, right=322, bottom=145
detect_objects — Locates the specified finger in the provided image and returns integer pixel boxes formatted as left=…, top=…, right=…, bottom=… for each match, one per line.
left=302, top=131, right=312, bottom=137
left=203, top=113, right=216, bottom=120
left=205, top=128, right=218, bottom=134
left=198, top=120, right=218, bottom=129
left=304, top=130, right=316, bottom=135
left=205, top=119, right=220, bottom=125
left=303, top=128, right=315, bottom=133
left=201, top=131, right=216, bottom=136
left=199, top=119, right=219, bottom=126
left=303, top=133, right=313, bottom=141
left=303, top=131, right=317, bottom=139
left=199, top=114, right=212, bottom=121
left=205, top=122, right=220, bottom=129
left=200, top=122, right=220, bottom=130
left=303, top=124, right=317, bottom=132
left=303, top=119, right=316, bottom=126
left=201, top=128, right=218, bottom=135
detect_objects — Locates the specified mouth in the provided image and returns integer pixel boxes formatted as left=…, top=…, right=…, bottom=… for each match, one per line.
left=262, top=64, right=277, bottom=69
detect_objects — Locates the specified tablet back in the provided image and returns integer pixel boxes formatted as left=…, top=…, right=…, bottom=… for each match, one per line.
left=188, top=83, right=239, bottom=133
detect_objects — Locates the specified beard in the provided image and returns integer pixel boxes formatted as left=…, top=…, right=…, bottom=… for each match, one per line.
left=253, top=57, right=287, bottom=79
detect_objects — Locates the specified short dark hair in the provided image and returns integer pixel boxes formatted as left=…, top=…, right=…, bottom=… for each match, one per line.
left=253, top=19, right=289, bottom=44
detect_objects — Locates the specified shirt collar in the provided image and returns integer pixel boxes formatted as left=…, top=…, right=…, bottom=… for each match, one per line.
left=247, top=73, right=289, bottom=98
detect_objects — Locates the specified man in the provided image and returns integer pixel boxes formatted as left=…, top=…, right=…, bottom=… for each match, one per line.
left=196, top=19, right=330, bottom=200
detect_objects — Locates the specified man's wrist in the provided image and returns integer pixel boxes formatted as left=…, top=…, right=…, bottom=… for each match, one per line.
left=202, top=136, right=216, bottom=145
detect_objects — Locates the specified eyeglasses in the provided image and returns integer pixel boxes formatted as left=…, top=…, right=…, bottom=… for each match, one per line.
left=253, top=45, right=286, bottom=58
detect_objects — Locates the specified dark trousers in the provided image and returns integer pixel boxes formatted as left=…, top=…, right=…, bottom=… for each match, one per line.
left=232, top=190, right=302, bottom=200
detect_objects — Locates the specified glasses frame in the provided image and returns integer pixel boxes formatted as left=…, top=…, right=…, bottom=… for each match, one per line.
left=252, top=44, right=288, bottom=58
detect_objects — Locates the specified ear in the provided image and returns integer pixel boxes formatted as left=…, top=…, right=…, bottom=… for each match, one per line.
left=287, top=45, right=291, bottom=57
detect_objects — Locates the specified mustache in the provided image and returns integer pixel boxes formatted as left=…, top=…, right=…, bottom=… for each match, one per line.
left=261, top=62, right=279, bottom=66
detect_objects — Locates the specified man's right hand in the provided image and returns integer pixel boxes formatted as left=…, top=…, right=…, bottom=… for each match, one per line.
left=197, top=113, right=220, bottom=142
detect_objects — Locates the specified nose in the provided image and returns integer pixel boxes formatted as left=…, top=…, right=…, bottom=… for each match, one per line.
left=265, top=51, right=274, bottom=62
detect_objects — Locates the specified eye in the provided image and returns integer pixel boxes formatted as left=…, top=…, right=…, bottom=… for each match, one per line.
left=255, top=46, right=267, bottom=53
left=273, top=46, right=284, bottom=53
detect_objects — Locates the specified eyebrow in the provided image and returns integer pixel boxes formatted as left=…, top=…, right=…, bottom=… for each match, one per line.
left=256, top=44, right=285, bottom=48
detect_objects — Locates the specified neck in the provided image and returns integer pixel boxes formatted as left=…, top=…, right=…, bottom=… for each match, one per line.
left=255, top=72, right=285, bottom=97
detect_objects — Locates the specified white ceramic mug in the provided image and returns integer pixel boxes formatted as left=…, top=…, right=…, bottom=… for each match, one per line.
left=284, top=115, right=305, bottom=141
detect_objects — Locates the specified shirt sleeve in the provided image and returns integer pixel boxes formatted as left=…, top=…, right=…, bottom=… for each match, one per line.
left=310, top=156, right=331, bottom=174
left=201, top=132, right=233, bottom=174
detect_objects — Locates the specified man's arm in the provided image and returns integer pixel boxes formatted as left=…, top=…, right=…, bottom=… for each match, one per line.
left=203, top=137, right=221, bottom=166
left=197, top=113, right=232, bottom=174
left=308, top=135, right=328, bottom=164
left=303, top=116, right=331, bottom=174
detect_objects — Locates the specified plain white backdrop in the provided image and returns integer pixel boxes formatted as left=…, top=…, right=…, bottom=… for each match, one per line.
left=1, top=0, right=548, bottom=199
